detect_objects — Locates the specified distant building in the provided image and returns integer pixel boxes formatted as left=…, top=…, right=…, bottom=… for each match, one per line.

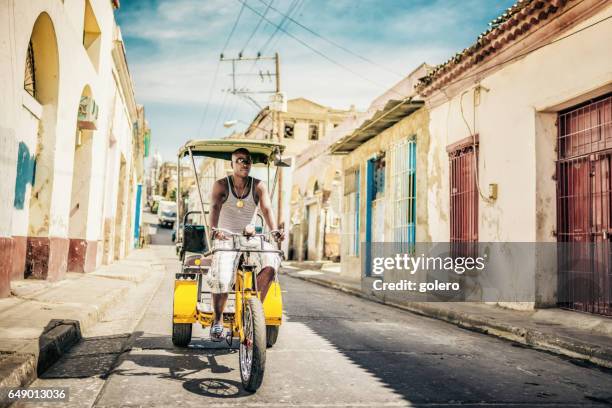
left=157, top=162, right=194, bottom=200
left=241, top=98, right=355, bottom=253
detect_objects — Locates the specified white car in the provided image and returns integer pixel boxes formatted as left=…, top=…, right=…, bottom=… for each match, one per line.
left=157, top=200, right=177, bottom=228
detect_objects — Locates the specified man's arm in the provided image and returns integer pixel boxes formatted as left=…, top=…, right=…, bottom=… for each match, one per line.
left=256, top=181, right=284, bottom=241
left=209, top=180, right=227, bottom=239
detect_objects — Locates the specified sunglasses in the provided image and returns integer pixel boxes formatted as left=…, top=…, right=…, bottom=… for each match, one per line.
left=236, top=157, right=252, bottom=165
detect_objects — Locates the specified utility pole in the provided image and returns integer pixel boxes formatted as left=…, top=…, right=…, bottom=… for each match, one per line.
left=220, top=53, right=279, bottom=98
left=273, top=53, right=284, bottom=232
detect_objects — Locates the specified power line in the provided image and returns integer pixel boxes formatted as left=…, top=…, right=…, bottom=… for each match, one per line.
left=222, top=1, right=247, bottom=53
left=241, top=0, right=274, bottom=53
left=258, top=0, right=302, bottom=53
left=196, top=2, right=247, bottom=137
left=221, top=1, right=304, bottom=130
left=237, top=0, right=403, bottom=97
left=196, top=60, right=220, bottom=137
left=254, top=0, right=403, bottom=77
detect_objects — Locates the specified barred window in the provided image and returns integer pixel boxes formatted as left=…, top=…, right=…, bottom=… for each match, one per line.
left=390, top=139, right=417, bottom=251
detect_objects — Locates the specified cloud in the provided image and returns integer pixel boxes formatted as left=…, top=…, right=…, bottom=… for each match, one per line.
left=116, top=0, right=516, bottom=158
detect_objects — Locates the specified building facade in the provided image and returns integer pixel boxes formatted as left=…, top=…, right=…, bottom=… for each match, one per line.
left=0, top=0, right=147, bottom=296
left=289, top=112, right=364, bottom=262
left=331, top=65, right=431, bottom=280
left=331, top=0, right=611, bottom=316
left=416, top=0, right=611, bottom=313
left=244, top=98, right=354, bottom=254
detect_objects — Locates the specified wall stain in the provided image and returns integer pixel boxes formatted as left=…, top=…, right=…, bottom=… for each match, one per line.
left=13, top=142, right=36, bottom=209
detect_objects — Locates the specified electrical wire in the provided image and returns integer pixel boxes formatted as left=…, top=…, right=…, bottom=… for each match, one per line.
left=253, top=0, right=403, bottom=77
left=196, top=1, right=247, bottom=137
left=459, top=88, right=494, bottom=204
left=237, top=0, right=404, bottom=98
left=241, top=0, right=274, bottom=53
left=196, top=60, right=220, bottom=137
left=221, top=0, right=304, bottom=132
left=222, top=1, right=248, bottom=54
left=258, top=0, right=302, bottom=53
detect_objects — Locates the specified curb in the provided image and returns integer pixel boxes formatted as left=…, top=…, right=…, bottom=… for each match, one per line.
left=0, top=353, right=36, bottom=407
left=0, top=256, right=161, bottom=401
left=288, top=273, right=612, bottom=370
left=36, top=319, right=82, bottom=376
left=0, top=320, right=80, bottom=408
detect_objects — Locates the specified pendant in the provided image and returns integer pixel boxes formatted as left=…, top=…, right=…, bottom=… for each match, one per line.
left=236, top=200, right=244, bottom=208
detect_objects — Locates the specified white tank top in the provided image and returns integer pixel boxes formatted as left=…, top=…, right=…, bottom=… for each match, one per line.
left=218, top=176, right=258, bottom=233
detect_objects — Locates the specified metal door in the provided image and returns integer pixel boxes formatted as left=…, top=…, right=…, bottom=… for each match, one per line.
left=449, top=145, right=478, bottom=243
left=557, top=94, right=612, bottom=316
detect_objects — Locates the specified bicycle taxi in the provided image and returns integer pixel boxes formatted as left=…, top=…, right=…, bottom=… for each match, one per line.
left=172, top=139, right=287, bottom=392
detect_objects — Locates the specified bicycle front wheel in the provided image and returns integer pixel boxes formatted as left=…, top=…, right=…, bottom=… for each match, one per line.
left=239, top=296, right=267, bottom=392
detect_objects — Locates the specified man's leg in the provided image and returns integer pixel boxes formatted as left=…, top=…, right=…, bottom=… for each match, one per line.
left=256, top=266, right=275, bottom=302
left=208, top=243, right=236, bottom=339
left=212, top=293, right=228, bottom=325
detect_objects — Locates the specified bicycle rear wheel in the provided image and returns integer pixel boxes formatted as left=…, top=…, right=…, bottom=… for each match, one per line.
left=239, top=297, right=266, bottom=392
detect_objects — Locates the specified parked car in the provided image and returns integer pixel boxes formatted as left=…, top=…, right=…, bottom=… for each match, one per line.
left=157, top=200, right=177, bottom=228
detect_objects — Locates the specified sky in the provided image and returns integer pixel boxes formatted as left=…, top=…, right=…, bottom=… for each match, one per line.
left=115, top=0, right=517, bottom=162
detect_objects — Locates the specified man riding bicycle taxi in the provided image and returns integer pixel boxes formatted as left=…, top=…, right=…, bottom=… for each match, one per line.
left=207, top=147, right=285, bottom=341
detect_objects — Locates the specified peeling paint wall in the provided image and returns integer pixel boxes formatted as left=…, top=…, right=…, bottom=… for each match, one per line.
left=13, top=142, right=36, bottom=210
left=0, top=0, right=144, bottom=284
left=424, top=6, right=612, bottom=308
left=340, top=107, right=431, bottom=278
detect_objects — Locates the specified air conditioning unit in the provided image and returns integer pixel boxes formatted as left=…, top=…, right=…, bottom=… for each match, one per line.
left=77, top=96, right=99, bottom=130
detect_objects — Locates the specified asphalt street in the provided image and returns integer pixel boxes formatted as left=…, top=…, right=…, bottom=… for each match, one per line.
left=25, top=219, right=612, bottom=407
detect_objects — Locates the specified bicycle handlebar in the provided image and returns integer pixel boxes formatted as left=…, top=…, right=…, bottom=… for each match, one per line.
left=212, top=227, right=282, bottom=239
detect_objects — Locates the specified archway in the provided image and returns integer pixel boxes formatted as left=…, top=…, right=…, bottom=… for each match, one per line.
left=67, top=85, right=96, bottom=272
left=24, top=12, right=62, bottom=280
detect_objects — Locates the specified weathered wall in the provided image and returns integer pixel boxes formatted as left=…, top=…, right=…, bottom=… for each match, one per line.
left=0, top=0, right=142, bottom=286
left=340, top=108, right=431, bottom=278
left=425, top=4, right=612, bottom=308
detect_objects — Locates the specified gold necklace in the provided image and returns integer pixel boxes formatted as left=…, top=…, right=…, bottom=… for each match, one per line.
left=233, top=176, right=250, bottom=208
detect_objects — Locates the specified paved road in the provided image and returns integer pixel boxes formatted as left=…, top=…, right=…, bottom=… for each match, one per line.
left=91, top=273, right=612, bottom=407
left=27, top=223, right=612, bottom=407
left=143, top=210, right=174, bottom=246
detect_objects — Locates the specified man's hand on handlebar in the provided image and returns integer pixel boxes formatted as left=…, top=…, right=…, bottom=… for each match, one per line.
left=212, top=230, right=229, bottom=240
left=272, top=230, right=285, bottom=243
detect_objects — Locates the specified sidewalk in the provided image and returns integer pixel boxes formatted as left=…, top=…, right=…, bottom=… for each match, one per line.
left=0, top=246, right=166, bottom=394
left=282, top=264, right=612, bottom=369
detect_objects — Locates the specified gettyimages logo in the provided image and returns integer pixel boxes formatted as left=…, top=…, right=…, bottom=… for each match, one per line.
left=371, top=253, right=487, bottom=275
left=369, top=251, right=487, bottom=294
left=363, top=242, right=612, bottom=303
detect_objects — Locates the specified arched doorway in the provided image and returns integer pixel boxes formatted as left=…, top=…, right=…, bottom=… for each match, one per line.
left=67, top=85, right=96, bottom=272
left=24, top=12, right=63, bottom=280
